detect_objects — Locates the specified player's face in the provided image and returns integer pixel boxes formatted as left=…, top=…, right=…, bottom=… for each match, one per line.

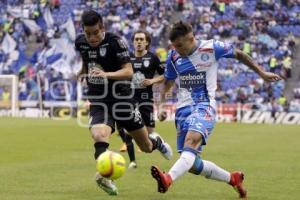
left=133, top=33, right=148, bottom=52
left=83, top=23, right=104, bottom=48
left=172, top=32, right=196, bottom=57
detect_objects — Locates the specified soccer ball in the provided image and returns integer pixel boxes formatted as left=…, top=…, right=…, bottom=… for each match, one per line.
left=96, top=151, right=126, bottom=180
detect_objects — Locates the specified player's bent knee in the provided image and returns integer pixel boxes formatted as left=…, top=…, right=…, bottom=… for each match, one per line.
left=184, top=138, right=201, bottom=149
left=91, top=124, right=111, bottom=142
left=93, top=132, right=109, bottom=141
left=185, top=131, right=203, bottom=149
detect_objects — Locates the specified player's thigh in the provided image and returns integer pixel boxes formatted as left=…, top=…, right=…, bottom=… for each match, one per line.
left=184, top=130, right=203, bottom=150
left=176, top=106, right=216, bottom=152
left=187, top=106, right=216, bottom=141
left=177, top=121, right=208, bottom=153
left=89, top=104, right=115, bottom=142
left=115, top=101, right=153, bottom=151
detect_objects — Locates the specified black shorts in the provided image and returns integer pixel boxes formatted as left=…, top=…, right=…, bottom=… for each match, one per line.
left=89, top=101, right=144, bottom=133
left=138, top=101, right=155, bottom=128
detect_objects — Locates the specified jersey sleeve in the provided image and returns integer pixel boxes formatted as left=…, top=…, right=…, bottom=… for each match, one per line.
left=111, top=38, right=131, bottom=65
left=164, top=51, right=177, bottom=80
left=152, top=54, right=164, bottom=75
left=74, top=36, right=87, bottom=68
left=213, top=40, right=235, bottom=60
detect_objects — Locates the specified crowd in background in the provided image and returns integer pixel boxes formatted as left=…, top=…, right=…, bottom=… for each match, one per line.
left=0, top=0, right=300, bottom=112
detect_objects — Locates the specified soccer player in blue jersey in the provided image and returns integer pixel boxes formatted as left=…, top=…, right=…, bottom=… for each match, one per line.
left=151, top=21, right=282, bottom=198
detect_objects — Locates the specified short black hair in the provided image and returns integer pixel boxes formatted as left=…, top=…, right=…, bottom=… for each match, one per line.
left=132, top=30, right=151, bottom=50
left=81, top=10, right=103, bottom=26
left=169, top=21, right=193, bottom=42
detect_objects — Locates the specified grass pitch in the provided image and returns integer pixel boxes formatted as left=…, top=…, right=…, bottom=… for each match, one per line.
left=0, top=118, right=299, bottom=200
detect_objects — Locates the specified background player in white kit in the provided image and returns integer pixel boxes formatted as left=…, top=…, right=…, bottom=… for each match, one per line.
left=151, top=21, right=282, bottom=198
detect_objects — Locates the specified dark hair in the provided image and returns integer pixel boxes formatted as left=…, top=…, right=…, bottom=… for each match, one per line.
left=169, top=21, right=193, bottom=42
left=132, top=30, right=151, bottom=50
left=81, top=10, right=103, bottom=27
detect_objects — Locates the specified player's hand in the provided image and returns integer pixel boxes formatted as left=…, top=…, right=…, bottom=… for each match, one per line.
left=158, top=110, right=167, bottom=121
left=91, top=68, right=107, bottom=78
left=141, top=79, right=154, bottom=87
left=260, top=71, right=282, bottom=82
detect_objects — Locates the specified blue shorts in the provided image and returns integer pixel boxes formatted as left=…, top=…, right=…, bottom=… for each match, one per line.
left=175, top=104, right=216, bottom=153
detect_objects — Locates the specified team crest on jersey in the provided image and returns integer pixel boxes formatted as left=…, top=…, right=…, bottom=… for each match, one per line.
left=201, top=53, right=209, bottom=61
left=99, top=48, right=106, bottom=57
left=143, top=60, right=150, bottom=67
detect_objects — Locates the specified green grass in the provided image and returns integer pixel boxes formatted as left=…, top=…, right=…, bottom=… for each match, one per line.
left=0, top=118, right=299, bottom=200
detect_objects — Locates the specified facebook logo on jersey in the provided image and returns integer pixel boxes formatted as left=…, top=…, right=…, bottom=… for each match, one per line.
left=180, top=71, right=206, bottom=90
left=180, top=71, right=209, bottom=102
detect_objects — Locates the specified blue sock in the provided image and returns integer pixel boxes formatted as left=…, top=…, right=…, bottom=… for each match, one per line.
left=189, top=154, right=204, bottom=175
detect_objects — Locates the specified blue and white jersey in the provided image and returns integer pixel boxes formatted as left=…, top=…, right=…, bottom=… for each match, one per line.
left=165, top=39, right=235, bottom=110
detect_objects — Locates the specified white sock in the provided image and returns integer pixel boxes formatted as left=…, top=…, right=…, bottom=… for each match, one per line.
left=168, top=151, right=196, bottom=181
left=200, top=160, right=231, bottom=183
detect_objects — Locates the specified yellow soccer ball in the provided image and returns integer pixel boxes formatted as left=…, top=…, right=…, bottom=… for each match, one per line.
left=96, top=151, right=126, bottom=180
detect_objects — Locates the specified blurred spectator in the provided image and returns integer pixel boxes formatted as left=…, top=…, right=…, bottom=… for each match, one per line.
left=1, top=87, right=11, bottom=106
left=177, top=0, right=185, bottom=11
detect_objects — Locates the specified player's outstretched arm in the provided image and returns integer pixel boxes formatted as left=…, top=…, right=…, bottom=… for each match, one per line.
left=234, top=49, right=282, bottom=82
left=106, top=62, right=133, bottom=80
left=151, top=75, right=165, bottom=84
left=141, top=75, right=164, bottom=87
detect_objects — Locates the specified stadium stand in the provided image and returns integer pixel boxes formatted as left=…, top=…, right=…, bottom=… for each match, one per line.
left=0, top=0, right=300, bottom=113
